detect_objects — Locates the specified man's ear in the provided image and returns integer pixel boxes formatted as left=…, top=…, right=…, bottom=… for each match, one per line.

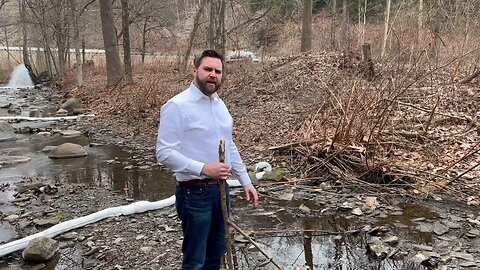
left=192, top=67, right=197, bottom=77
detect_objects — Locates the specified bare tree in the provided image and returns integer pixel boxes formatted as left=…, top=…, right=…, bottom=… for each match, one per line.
left=330, top=0, right=336, bottom=49
left=70, top=0, right=82, bottom=87
left=99, top=0, right=123, bottom=86
left=300, top=0, right=312, bottom=52
left=381, top=0, right=391, bottom=58
left=182, top=0, right=208, bottom=72
left=20, top=0, right=30, bottom=66
left=121, top=0, right=133, bottom=85
left=208, top=0, right=226, bottom=55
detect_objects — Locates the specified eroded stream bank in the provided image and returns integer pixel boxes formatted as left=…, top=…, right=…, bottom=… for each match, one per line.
left=0, top=86, right=479, bottom=269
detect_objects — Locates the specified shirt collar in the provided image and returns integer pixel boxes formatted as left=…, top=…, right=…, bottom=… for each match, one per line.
left=189, top=83, right=219, bottom=101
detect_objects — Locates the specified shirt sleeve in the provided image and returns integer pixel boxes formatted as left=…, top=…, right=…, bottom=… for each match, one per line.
left=156, top=101, right=204, bottom=176
left=229, top=139, right=252, bottom=186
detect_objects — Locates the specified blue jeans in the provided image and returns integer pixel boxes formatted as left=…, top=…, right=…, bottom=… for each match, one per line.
left=175, top=183, right=230, bottom=270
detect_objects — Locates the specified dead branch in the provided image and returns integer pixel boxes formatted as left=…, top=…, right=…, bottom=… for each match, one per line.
left=397, top=101, right=480, bottom=127
left=382, top=130, right=439, bottom=140
left=268, top=139, right=321, bottom=151
left=460, top=69, right=480, bottom=84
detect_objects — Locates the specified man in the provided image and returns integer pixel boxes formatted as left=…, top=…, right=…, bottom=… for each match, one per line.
left=156, top=49, right=258, bottom=270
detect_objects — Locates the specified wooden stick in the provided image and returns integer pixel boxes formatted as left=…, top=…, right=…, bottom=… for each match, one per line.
left=219, top=141, right=284, bottom=270
left=218, top=140, right=234, bottom=270
left=227, top=220, right=284, bottom=270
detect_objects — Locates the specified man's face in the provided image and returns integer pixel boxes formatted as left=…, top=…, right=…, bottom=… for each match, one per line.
left=193, top=56, right=223, bottom=96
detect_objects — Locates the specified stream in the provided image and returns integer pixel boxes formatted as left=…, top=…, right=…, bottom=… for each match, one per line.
left=1, top=86, right=479, bottom=269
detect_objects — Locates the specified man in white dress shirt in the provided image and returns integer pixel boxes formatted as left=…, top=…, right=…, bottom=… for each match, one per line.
left=156, top=49, right=258, bottom=270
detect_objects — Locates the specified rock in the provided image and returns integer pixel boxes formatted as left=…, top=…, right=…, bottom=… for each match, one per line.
left=432, top=221, right=449, bottom=235
left=41, top=146, right=58, bottom=152
left=450, top=251, right=474, bottom=261
left=0, top=121, right=16, bottom=142
left=416, top=223, right=433, bottom=233
left=124, top=165, right=133, bottom=170
left=140, top=246, right=153, bottom=254
left=49, top=143, right=87, bottom=159
left=262, top=168, right=286, bottom=181
left=0, top=155, right=31, bottom=166
left=366, top=237, right=390, bottom=259
left=443, top=220, right=461, bottom=229
left=412, top=244, right=433, bottom=251
left=466, top=229, right=479, bottom=238
left=299, top=204, right=311, bottom=214
left=460, top=261, right=478, bottom=268
left=33, top=218, right=59, bottom=227
left=57, top=232, right=78, bottom=241
left=55, top=108, right=68, bottom=116
left=37, top=131, right=52, bottom=136
left=410, top=252, right=429, bottom=265
left=382, top=236, right=399, bottom=245
left=4, top=214, right=20, bottom=222
left=60, top=98, right=85, bottom=115
left=362, top=197, right=379, bottom=212
left=351, top=208, right=363, bottom=216
left=22, top=237, right=59, bottom=262
left=278, top=193, right=294, bottom=201
left=59, top=130, right=82, bottom=137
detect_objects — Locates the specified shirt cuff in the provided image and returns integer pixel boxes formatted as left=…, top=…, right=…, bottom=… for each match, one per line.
left=188, top=160, right=205, bottom=176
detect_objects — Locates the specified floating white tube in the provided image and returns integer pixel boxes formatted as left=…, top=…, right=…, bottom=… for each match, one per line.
left=0, top=196, right=175, bottom=258
left=0, top=114, right=95, bottom=121
left=0, top=179, right=243, bottom=258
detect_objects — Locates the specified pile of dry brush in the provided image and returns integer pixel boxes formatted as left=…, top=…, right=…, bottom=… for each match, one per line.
left=72, top=52, right=480, bottom=201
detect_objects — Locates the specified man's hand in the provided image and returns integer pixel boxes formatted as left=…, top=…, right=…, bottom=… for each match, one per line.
left=244, top=184, right=258, bottom=207
left=201, top=162, right=230, bottom=180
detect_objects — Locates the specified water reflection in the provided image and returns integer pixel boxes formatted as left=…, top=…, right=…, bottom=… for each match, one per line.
left=234, top=200, right=440, bottom=269
left=0, top=134, right=176, bottom=201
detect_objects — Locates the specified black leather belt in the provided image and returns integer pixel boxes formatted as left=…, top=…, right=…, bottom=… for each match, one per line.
left=178, top=178, right=220, bottom=187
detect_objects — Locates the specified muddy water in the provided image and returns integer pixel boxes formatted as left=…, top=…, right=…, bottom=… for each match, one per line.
left=232, top=197, right=443, bottom=269
left=0, top=133, right=177, bottom=202
left=2, top=87, right=478, bottom=269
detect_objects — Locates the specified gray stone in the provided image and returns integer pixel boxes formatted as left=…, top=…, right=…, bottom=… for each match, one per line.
left=412, top=244, right=433, bottom=251
left=278, top=193, right=294, bottom=201
left=433, top=221, right=449, bottom=235
left=59, top=130, right=82, bottom=137
left=33, top=218, right=59, bottom=227
left=382, top=236, right=399, bottom=245
left=4, top=214, right=20, bottom=222
left=351, top=208, right=363, bottom=216
left=0, top=121, right=16, bottom=142
left=55, top=108, right=68, bottom=116
left=450, top=251, right=474, bottom=261
left=41, top=146, right=58, bottom=152
left=22, top=237, right=59, bottom=262
left=262, top=168, right=286, bottom=181
left=416, top=223, right=433, bottom=233
left=49, top=143, right=87, bottom=159
left=442, top=220, right=462, bottom=229
left=60, top=98, right=85, bottom=115
left=299, top=204, right=311, bottom=214
left=366, top=237, right=390, bottom=259
left=0, top=155, right=30, bottom=165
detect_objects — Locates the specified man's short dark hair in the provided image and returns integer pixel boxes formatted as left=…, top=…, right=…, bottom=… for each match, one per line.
left=194, top=50, right=224, bottom=69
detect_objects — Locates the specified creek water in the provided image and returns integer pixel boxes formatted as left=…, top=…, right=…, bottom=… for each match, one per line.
left=1, top=87, right=478, bottom=270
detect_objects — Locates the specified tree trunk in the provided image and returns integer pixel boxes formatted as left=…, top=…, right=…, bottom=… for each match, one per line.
left=121, top=0, right=133, bottom=85
left=82, top=36, right=86, bottom=64
left=4, top=26, right=9, bottom=63
left=141, top=18, right=147, bottom=64
left=99, top=0, right=123, bottom=86
left=20, top=0, right=30, bottom=66
left=70, top=0, right=83, bottom=87
left=330, top=0, right=336, bottom=49
left=417, top=0, right=423, bottom=47
left=381, top=0, right=391, bottom=58
left=340, top=0, right=347, bottom=52
left=208, top=0, right=215, bottom=49
left=182, top=0, right=208, bottom=72
left=300, top=0, right=312, bottom=52
left=218, top=0, right=226, bottom=56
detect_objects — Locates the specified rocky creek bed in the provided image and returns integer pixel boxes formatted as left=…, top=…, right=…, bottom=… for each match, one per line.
left=0, top=84, right=480, bottom=269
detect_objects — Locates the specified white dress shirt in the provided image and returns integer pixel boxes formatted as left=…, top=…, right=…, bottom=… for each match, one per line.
left=156, top=83, right=251, bottom=186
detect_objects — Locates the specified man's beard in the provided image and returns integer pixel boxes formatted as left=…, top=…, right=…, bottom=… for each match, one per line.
left=195, top=76, right=221, bottom=96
